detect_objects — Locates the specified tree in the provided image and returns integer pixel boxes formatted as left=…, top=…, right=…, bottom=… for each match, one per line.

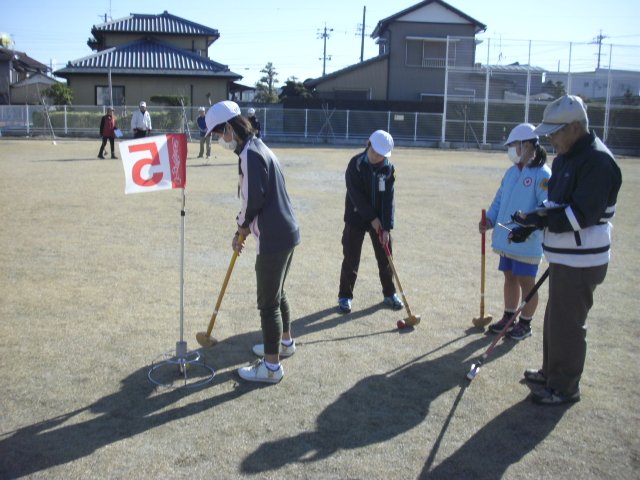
left=542, top=80, right=566, bottom=99
left=43, top=83, right=73, bottom=105
left=254, top=62, right=279, bottom=103
left=278, top=76, right=312, bottom=100
left=622, top=88, right=639, bottom=106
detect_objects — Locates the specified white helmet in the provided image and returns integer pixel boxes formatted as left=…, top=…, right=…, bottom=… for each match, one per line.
left=505, top=123, right=538, bottom=145
left=198, top=106, right=205, bottom=112
left=247, top=108, right=255, bottom=116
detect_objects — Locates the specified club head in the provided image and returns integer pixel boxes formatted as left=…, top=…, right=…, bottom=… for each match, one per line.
left=466, top=363, right=480, bottom=381
left=405, top=315, right=421, bottom=327
left=196, top=332, right=218, bottom=348
left=472, top=315, right=493, bottom=328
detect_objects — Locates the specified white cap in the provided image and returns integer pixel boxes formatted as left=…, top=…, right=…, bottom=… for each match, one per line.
left=369, top=130, right=394, bottom=157
left=139, top=101, right=146, bottom=108
left=533, top=95, right=587, bottom=136
left=205, top=100, right=241, bottom=136
left=198, top=106, right=205, bottom=112
left=505, top=123, right=538, bottom=145
left=247, top=107, right=255, bottom=116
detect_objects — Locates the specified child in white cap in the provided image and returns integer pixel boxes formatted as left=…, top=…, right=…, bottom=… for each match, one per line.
left=337, top=130, right=403, bottom=314
left=480, top=123, right=550, bottom=340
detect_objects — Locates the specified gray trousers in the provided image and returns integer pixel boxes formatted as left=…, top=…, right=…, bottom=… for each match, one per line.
left=255, top=248, right=295, bottom=356
left=542, top=262, right=608, bottom=395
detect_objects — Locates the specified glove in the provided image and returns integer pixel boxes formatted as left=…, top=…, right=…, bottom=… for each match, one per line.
left=511, top=210, right=548, bottom=229
left=508, top=226, right=537, bottom=243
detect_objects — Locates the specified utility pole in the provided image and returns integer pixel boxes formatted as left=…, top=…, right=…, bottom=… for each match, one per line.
left=360, top=6, right=366, bottom=62
left=317, top=24, right=333, bottom=76
left=592, top=30, right=608, bottom=69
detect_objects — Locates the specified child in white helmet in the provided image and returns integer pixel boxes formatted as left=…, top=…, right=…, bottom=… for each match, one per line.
left=479, top=123, right=551, bottom=340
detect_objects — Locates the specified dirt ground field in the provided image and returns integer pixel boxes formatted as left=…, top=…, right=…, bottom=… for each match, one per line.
left=0, top=137, right=638, bottom=479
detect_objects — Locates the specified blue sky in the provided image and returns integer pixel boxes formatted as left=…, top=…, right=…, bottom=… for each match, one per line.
left=2, top=0, right=639, bottom=87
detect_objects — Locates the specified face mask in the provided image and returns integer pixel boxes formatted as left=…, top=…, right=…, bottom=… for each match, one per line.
left=507, top=146, right=521, bottom=164
left=218, top=136, right=237, bottom=150
left=217, top=125, right=238, bottom=150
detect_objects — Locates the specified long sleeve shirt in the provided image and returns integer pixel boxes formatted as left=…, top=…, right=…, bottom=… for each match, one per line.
left=131, top=110, right=152, bottom=132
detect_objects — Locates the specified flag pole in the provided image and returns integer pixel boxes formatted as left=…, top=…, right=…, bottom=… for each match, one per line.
left=177, top=188, right=186, bottom=355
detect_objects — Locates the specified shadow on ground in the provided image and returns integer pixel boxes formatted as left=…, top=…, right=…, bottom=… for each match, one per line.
left=240, top=329, right=568, bottom=477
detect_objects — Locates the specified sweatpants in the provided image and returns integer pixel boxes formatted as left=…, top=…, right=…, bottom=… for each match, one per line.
left=256, top=248, right=295, bottom=356
left=338, top=223, right=396, bottom=300
left=542, top=262, right=608, bottom=395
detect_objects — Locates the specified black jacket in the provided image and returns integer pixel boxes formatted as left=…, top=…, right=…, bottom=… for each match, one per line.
left=343, top=150, right=396, bottom=231
left=543, top=130, right=622, bottom=267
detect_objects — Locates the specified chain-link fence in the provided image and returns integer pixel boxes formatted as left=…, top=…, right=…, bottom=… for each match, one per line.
left=443, top=36, right=640, bottom=152
left=1, top=37, right=638, bottom=154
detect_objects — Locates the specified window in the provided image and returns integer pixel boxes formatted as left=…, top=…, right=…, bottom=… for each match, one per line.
left=405, top=37, right=454, bottom=68
left=96, top=86, right=125, bottom=106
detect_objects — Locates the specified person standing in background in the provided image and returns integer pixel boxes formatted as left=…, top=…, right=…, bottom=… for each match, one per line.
left=196, top=106, right=211, bottom=159
left=247, top=107, right=261, bottom=138
left=98, top=107, right=118, bottom=159
left=131, top=101, right=152, bottom=138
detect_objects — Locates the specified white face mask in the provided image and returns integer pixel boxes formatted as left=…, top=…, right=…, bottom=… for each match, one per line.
left=217, top=125, right=238, bottom=150
left=218, top=136, right=237, bottom=150
left=507, top=146, right=521, bottom=164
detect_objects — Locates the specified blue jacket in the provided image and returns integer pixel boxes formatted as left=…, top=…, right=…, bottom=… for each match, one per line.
left=487, top=163, right=551, bottom=263
left=236, top=136, right=300, bottom=255
left=197, top=116, right=207, bottom=137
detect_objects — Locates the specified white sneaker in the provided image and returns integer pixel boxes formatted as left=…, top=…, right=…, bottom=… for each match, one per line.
left=238, top=359, right=283, bottom=384
left=252, top=340, right=296, bottom=358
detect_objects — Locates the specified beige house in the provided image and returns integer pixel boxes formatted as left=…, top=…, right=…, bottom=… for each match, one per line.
left=54, top=11, right=241, bottom=107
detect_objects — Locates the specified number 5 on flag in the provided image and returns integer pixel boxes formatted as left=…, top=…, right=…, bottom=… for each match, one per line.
left=120, top=133, right=187, bottom=194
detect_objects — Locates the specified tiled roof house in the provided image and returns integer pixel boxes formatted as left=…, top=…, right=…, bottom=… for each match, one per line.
left=54, top=11, right=241, bottom=106
left=0, top=47, right=52, bottom=104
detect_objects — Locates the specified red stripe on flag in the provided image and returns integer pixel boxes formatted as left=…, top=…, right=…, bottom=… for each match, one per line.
left=167, top=133, right=187, bottom=189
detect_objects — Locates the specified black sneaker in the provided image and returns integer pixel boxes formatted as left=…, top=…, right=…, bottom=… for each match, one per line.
left=489, top=312, right=515, bottom=333
left=523, top=368, right=546, bottom=384
left=530, top=387, right=580, bottom=405
left=509, top=321, right=532, bottom=340
left=97, top=154, right=105, bottom=159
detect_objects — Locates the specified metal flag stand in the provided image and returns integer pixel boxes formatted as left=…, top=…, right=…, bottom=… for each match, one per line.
left=148, top=188, right=215, bottom=388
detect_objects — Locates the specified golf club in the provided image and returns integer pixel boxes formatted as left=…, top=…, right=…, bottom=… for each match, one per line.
left=466, top=267, right=549, bottom=381
left=380, top=232, right=421, bottom=327
left=472, top=209, right=493, bottom=328
left=196, top=234, right=244, bottom=348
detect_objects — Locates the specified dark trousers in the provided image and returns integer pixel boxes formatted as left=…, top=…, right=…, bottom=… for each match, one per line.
left=133, top=130, right=147, bottom=139
left=256, top=248, right=295, bottom=356
left=542, top=262, right=608, bottom=395
left=338, top=223, right=396, bottom=299
left=99, top=136, right=114, bottom=155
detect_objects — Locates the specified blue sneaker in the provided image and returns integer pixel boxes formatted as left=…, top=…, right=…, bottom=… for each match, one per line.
left=338, top=297, right=352, bottom=313
left=383, top=294, right=404, bottom=310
